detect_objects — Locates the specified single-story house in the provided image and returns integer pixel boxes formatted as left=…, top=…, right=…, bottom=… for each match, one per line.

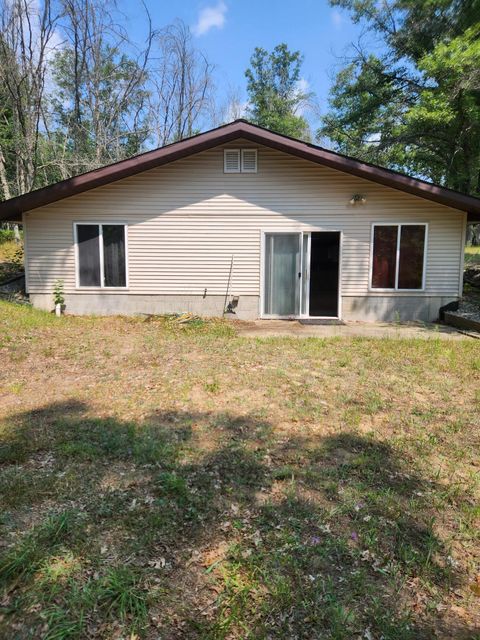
left=1, top=120, right=479, bottom=322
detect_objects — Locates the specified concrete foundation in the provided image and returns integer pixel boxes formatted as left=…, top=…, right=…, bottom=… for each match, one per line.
left=29, top=293, right=457, bottom=323
left=341, top=295, right=458, bottom=323
left=29, top=293, right=260, bottom=320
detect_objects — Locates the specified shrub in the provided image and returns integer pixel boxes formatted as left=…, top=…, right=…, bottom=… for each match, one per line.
left=0, top=228, right=15, bottom=244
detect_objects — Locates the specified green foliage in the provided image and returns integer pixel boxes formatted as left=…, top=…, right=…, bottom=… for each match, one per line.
left=53, top=279, right=65, bottom=307
left=97, top=567, right=148, bottom=627
left=0, top=511, right=79, bottom=584
left=465, top=245, right=480, bottom=266
left=51, top=45, right=149, bottom=174
left=41, top=605, right=84, bottom=640
left=245, top=44, right=311, bottom=139
left=0, top=56, right=15, bottom=199
left=0, top=228, right=15, bottom=243
left=320, top=0, right=480, bottom=195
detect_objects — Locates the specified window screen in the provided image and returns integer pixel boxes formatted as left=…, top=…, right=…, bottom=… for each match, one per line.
left=372, top=225, right=398, bottom=289
left=371, top=224, right=426, bottom=290
left=103, top=225, right=126, bottom=287
left=77, top=224, right=101, bottom=286
left=76, top=224, right=126, bottom=287
left=398, top=225, right=425, bottom=289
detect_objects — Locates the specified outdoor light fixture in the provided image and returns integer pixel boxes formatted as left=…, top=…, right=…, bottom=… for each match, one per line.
left=349, top=194, right=367, bottom=205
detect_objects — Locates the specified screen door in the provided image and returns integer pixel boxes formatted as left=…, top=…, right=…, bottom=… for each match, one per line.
left=263, top=233, right=301, bottom=316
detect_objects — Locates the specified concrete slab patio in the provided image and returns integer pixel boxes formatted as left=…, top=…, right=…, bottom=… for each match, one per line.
left=236, top=320, right=478, bottom=340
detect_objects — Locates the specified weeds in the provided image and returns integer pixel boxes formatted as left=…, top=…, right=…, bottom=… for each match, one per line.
left=0, top=511, right=79, bottom=583
left=0, top=301, right=478, bottom=638
left=97, top=567, right=148, bottom=627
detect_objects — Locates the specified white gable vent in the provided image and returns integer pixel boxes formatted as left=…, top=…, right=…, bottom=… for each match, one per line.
left=224, top=149, right=240, bottom=173
left=241, top=149, right=258, bottom=173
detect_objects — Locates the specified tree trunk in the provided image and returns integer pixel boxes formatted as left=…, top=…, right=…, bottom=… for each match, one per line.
left=467, top=224, right=479, bottom=247
left=0, top=145, right=20, bottom=241
left=0, top=146, right=11, bottom=198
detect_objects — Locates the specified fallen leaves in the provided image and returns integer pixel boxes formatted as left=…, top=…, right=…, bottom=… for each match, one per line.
left=469, top=575, right=480, bottom=597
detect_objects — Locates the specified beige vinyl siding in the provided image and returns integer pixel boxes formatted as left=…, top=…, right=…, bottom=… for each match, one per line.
left=24, top=140, right=464, bottom=298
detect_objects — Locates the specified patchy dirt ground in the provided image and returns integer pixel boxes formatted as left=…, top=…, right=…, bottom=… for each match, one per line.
left=0, top=302, right=479, bottom=639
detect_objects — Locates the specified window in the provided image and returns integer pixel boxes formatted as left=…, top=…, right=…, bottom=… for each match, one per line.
left=224, top=149, right=257, bottom=173
left=75, top=223, right=127, bottom=288
left=371, top=223, right=426, bottom=290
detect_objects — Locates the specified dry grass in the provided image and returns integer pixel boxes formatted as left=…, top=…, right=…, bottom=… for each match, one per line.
left=465, top=245, right=480, bottom=267
left=0, top=239, right=24, bottom=283
left=0, top=239, right=20, bottom=262
left=0, top=301, right=479, bottom=639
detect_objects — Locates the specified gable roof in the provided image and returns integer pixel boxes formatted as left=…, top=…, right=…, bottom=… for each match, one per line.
left=1, top=119, right=479, bottom=222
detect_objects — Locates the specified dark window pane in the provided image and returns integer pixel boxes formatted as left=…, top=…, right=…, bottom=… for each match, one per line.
left=77, top=225, right=100, bottom=286
left=372, top=226, right=398, bottom=288
left=103, top=225, right=126, bottom=287
left=398, top=225, right=425, bottom=289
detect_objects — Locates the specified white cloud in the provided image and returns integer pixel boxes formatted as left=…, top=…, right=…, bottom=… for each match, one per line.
left=296, top=78, right=310, bottom=95
left=331, top=9, right=343, bottom=28
left=293, top=78, right=311, bottom=116
left=192, top=1, right=227, bottom=37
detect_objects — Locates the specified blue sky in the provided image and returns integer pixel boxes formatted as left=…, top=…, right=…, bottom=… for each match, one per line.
left=119, top=0, right=363, bottom=124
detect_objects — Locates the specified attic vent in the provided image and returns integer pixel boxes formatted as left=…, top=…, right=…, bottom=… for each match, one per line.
left=224, top=148, right=258, bottom=173
left=241, top=149, right=257, bottom=173
left=224, top=149, right=240, bottom=173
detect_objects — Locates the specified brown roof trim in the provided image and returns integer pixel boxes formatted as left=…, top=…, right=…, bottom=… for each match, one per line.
left=467, top=211, right=480, bottom=223
left=1, top=119, right=480, bottom=221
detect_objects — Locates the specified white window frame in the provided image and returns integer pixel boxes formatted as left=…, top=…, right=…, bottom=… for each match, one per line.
left=223, top=149, right=241, bottom=173
left=241, top=148, right=258, bottom=173
left=74, top=222, right=129, bottom=290
left=369, top=222, right=428, bottom=292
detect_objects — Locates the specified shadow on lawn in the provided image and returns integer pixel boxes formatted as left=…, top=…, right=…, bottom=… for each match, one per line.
left=0, top=401, right=476, bottom=639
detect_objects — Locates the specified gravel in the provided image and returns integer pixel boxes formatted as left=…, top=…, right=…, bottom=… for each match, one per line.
left=449, top=297, right=480, bottom=326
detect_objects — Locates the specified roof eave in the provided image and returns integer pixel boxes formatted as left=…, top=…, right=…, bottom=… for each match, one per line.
left=1, top=120, right=480, bottom=219
left=468, top=211, right=480, bottom=223
left=238, top=128, right=480, bottom=214
left=0, top=125, right=245, bottom=220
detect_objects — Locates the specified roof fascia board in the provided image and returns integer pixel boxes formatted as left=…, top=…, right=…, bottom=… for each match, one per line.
left=0, top=126, right=244, bottom=221
left=1, top=120, right=479, bottom=220
left=237, top=128, right=477, bottom=214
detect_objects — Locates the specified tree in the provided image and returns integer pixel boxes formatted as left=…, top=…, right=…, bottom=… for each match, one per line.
left=0, top=0, right=62, bottom=196
left=50, top=0, right=152, bottom=176
left=0, top=74, right=15, bottom=200
left=148, top=20, right=215, bottom=147
left=319, top=1, right=480, bottom=197
left=245, top=44, right=312, bottom=139
left=0, top=2, right=217, bottom=203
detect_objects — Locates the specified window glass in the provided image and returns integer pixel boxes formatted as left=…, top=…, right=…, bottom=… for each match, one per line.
left=76, top=224, right=126, bottom=287
left=77, top=224, right=101, bottom=286
left=372, top=225, right=398, bottom=289
left=398, top=225, right=425, bottom=289
left=103, top=225, right=126, bottom=287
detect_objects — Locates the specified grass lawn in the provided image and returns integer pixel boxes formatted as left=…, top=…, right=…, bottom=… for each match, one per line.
left=0, top=301, right=479, bottom=639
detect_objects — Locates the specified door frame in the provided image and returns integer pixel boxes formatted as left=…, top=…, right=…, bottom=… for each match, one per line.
left=259, top=228, right=343, bottom=320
